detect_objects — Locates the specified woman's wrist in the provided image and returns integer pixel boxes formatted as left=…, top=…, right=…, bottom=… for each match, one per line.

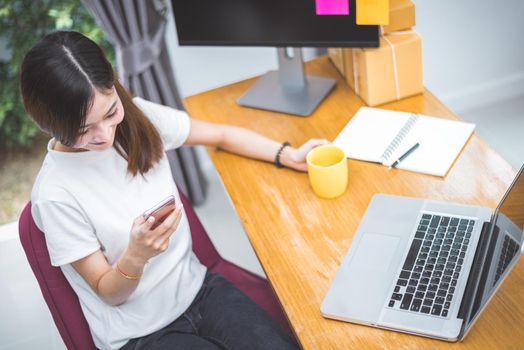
left=118, top=250, right=147, bottom=278
left=274, top=141, right=291, bottom=168
left=278, top=145, right=297, bottom=169
left=116, top=262, right=142, bottom=280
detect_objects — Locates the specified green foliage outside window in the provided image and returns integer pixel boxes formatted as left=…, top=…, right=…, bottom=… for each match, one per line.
left=0, top=0, right=114, bottom=148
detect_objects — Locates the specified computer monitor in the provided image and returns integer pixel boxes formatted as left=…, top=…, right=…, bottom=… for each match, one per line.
left=171, top=0, right=379, bottom=116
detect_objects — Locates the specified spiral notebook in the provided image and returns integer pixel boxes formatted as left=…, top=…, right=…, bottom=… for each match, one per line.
left=333, top=107, right=476, bottom=176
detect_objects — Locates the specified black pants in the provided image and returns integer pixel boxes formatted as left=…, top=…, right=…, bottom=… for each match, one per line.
left=121, top=272, right=299, bottom=350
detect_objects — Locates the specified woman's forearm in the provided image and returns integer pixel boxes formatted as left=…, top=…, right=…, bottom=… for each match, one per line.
left=98, top=251, right=146, bottom=306
left=217, top=125, right=295, bottom=167
left=186, top=118, right=328, bottom=172
left=75, top=211, right=182, bottom=306
left=74, top=249, right=146, bottom=306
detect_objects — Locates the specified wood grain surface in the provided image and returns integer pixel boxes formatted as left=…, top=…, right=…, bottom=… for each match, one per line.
left=184, top=56, right=522, bottom=350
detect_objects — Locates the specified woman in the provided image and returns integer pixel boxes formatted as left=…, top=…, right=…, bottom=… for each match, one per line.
left=21, top=31, right=327, bottom=350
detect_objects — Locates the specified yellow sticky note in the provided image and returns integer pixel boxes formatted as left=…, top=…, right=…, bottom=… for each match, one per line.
left=356, top=0, right=389, bottom=25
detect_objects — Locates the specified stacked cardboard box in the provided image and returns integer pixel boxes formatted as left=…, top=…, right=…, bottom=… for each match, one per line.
left=383, top=0, right=416, bottom=34
left=329, top=0, right=422, bottom=106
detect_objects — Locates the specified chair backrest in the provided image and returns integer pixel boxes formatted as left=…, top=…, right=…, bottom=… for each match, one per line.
left=19, top=202, right=96, bottom=350
left=18, top=191, right=223, bottom=349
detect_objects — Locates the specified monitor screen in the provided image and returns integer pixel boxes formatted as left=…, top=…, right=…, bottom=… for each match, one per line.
left=464, top=165, right=524, bottom=330
left=171, top=0, right=379, bottom=47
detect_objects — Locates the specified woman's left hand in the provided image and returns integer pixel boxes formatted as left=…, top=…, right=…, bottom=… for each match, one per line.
left=280, top=139, right=330, bottom=172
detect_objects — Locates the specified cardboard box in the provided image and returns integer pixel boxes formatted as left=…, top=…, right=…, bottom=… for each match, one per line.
left=327, top=48, right=345, bottom=76
left=343, top=32, right=423, bottom=106
left=383, top=0, right=416, bottom=34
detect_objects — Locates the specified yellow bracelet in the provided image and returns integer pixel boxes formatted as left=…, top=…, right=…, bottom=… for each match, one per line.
left=116, top=262, right=142, bottom=280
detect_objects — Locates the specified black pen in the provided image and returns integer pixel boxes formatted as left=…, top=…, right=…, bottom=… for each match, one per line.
left=390, top=142, right=420, bottom=169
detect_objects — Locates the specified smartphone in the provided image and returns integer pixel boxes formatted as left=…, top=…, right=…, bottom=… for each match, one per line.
left=142, top=195, right=176, bottom=229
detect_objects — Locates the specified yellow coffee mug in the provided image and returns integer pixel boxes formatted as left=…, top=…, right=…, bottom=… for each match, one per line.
left=306, top=145, right=348, bottom=199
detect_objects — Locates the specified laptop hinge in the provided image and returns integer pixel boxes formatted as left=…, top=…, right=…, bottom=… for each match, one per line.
left=457, top=220, right=494, bottom=331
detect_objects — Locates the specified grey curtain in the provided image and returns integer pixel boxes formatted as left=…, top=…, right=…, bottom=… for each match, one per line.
left=81, top=0, right=207, bottom=205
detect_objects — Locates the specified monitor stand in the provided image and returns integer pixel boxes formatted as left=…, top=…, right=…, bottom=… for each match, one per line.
left=237, top=48, right=336, bottom=116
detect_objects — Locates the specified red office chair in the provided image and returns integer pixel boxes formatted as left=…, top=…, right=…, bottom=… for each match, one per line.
left=19, top=191, right=293, bottom=349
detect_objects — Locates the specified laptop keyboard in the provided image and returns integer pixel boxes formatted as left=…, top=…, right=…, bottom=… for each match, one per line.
left=387, top=213, right=476, bottom=318
left=493, top=235, right=520, bottom=286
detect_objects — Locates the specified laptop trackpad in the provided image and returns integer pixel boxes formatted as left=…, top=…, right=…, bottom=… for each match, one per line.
left=337, top=233, right=401, bottom=323
left=352, top=233, right=399, bottom=272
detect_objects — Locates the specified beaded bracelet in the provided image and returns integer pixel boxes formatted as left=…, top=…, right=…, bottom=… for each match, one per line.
left=274, top=141, right=291, bottom=168
left=116, top=262, right=142, bottom=280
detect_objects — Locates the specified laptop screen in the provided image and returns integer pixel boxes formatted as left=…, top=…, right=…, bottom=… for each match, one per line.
left=463, top=165, right=524, bottom=330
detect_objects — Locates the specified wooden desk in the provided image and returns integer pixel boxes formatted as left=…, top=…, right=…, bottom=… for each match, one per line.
left=184, top=57, right=522, bottom=349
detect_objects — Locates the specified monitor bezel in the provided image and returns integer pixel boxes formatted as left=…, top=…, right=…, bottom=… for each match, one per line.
left=175, top=39, right=380, bottom=48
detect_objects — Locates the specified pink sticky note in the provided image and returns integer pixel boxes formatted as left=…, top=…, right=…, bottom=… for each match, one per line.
left=316, top=0, right=350, bottom=15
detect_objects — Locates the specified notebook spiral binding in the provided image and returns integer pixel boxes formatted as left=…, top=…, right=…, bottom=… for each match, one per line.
left=380, top=114, right=419, bottom=163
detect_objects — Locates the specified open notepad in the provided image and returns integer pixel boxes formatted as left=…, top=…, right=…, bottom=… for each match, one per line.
left=333, top=107, right=476, bottom=176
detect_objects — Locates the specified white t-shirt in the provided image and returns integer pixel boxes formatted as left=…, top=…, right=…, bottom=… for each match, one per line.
left=31, top=97, right=207, bottom=350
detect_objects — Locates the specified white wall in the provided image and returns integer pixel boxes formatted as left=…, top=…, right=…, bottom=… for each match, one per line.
left=165, top=1, right=524, bottom=114
left=409, top=1, right=524, bottom=113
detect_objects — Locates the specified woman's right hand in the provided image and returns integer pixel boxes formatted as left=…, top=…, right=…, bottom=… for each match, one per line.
left=127, top=204, right=184, bottom=265
left=71, top=204, right=183, bottom=306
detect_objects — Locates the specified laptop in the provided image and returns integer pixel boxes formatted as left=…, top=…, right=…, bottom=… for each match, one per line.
left=321, top=165, right=524, bottom=341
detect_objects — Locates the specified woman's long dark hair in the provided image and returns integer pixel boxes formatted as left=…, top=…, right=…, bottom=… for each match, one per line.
left=20, top=31, right=163, bottom=176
